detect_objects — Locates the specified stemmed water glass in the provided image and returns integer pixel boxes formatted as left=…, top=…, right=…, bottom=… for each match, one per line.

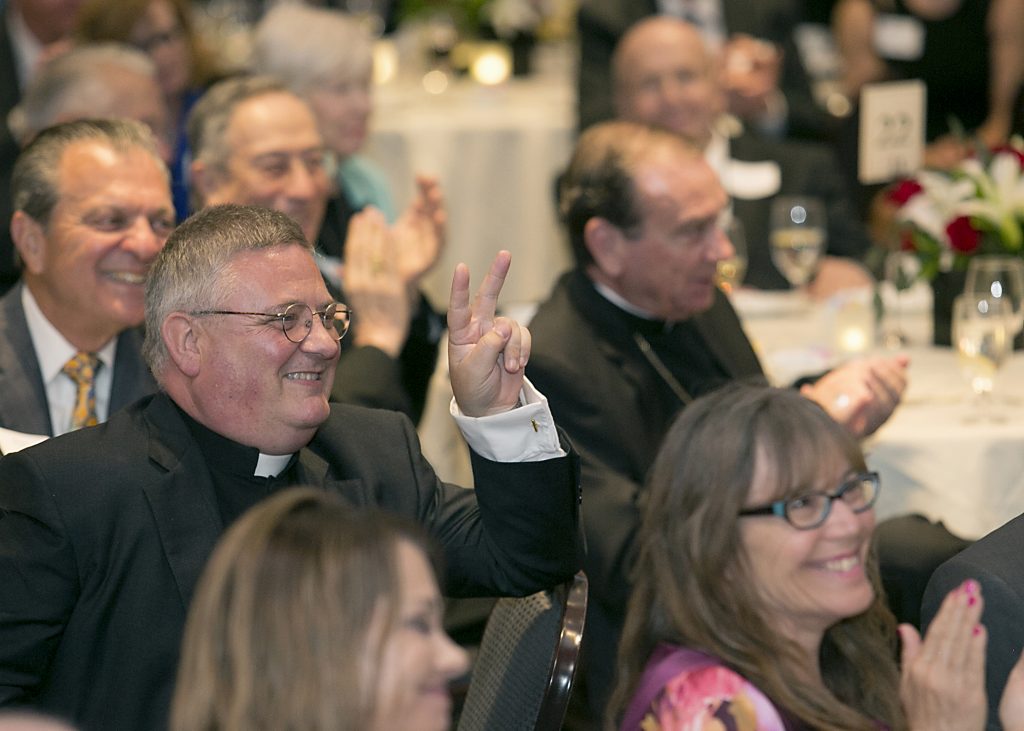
left=769, top=196, right=826, bottom=290
left=953, top=293, right=1011, bottom=420
left=964, top=256, right=1024, bottom=347
left=881, top=252, right=922, bottom=347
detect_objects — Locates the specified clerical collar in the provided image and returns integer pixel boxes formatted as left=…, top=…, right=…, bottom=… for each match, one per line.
left=176, top=405, right=296, bottom=479
left=593, top=281, right=659, bottom=320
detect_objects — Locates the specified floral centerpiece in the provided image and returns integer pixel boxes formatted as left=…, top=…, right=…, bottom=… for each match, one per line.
left=889, top=140, right=1024, bottom=280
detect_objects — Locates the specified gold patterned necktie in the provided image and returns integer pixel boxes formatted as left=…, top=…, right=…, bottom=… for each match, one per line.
left=63, top=351, right=101, bottom=430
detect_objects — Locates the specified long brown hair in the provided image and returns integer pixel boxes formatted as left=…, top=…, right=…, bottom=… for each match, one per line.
left=75, top=0, right=220, bottom=88
left=170, top=487, right=435, bottom=731
left=608, top=385, right=904, bottom=730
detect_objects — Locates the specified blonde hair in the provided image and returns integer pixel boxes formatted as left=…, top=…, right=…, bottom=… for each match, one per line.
left=171, top=487, right=434, bottom=731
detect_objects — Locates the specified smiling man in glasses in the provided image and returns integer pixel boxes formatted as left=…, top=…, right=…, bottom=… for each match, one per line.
left=0, top=204, right=580, bottom=730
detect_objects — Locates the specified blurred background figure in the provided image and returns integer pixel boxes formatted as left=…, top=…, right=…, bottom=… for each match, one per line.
left=75, top=0, right=224, bottom=219
left=0, top=43, right=170, bottom=296
left=575, top=0, right=830, bottom=141
left=833, top=0, right=1024, bottom=170
left=610, top=384, right=1021, bottom=731
left=171, top=487, right=469, bottom=731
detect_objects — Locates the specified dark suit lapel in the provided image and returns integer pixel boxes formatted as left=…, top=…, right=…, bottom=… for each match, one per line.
left=294, top=447, right=368, bottom=506
left=0, top=285, right=53, bottom=435
left=140, top=395, right=223, bottom=610
left=109, top=328, right=157, bottom=414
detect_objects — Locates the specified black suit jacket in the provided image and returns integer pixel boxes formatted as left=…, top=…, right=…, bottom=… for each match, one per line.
left=526, top=270, right=763, bottom=720
left=0, top=393, right=580, bottom=730
left=729, top=130, right=872, bottom=289
left=576, top=0, right=827, bottom=138
left=0, top=284, right=157, bottom=435
left=922, top=515, right=1024, bottom=730
left=0, top=11, right=23, bottom=295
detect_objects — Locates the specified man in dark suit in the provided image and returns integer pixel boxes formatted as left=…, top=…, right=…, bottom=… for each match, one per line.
left=613, top=16, right=871, bottom=292
left=527, top=121, right=906, bottom=727
left=0, top=118, right=169, bottom=438
left=923, top=520, right=1024, bottom=729
left=576, top=0, right=828, bottom=139
left=188, top=76, right=444, bottom=423
left=0, top=203, right=580, bottom=730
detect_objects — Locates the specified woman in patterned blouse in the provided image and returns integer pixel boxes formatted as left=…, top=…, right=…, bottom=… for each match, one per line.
left=610, top=384, right=1024, bottom=731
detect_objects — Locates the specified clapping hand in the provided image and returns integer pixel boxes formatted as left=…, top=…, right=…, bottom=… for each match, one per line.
left=448, top=251, right=529, bottom=417
left=801, top=354, right=909, bottom=437
left=393, top=175, right=446, bottom=287
left=900, top=580, right=987, bottom=731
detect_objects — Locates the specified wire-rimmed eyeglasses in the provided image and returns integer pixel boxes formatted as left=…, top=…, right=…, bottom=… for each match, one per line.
left=191, top=302, right=352, bottom=343
left=737, top=471, right=880, bottom=530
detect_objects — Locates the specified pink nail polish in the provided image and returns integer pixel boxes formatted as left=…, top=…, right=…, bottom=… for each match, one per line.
left=973, top=625, right=982, bottom=636
left=963, top=579, right=979, bottom=595
left=968, top=595, right=977, bottom=607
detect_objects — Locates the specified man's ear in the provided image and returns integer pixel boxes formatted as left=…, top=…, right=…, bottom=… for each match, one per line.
left=161, top=312, right=202, bottom=378
left=10, top=211, right=47, bottom=275
left=584, top=217, right=629, bottom=278
left=189, top=159, right=226, bottom=207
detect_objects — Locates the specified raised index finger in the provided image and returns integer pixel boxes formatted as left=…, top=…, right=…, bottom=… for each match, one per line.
left=470, top=250, right=512, bottom=321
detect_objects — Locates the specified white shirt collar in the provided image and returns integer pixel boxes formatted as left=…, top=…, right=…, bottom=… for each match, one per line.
left=22, top=286, right=117, bottom=382
left=255, top=452, right=293, bottom=478
left=592, top=280, right=662, bottom=320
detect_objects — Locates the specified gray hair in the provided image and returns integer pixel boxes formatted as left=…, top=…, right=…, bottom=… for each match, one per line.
left=8, top=43, right=159, bottom=144
left=185, top=74, right=293, bottom=210
left=143, top=204, right=311, bottom=379
left=251, top=4, right=373, bottom=93
left=12, top=118, right=166, bottom=226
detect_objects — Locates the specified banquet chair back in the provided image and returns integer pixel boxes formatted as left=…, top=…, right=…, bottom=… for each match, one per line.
left=456, top=572, right=588, bottom=731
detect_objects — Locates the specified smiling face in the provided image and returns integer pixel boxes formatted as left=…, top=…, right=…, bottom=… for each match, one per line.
left=199, top=92, right=331, bottom=244
left=613, top=18, right=724, bottom=150
left=739, top=451, right=877, bottom=654
left=17, top=139, right=173, bottom=350
left=371, top=541, right=469, bottom=731
left=597, top=146, right=733, bottom=321
left=184, top=244, right=340, bottom=454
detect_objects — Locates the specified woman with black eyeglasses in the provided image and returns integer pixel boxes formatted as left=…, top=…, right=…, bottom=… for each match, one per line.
left=608, top=384, right=1024, bottom=731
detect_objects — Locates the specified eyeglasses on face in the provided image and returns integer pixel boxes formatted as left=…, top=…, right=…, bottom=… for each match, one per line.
left=191, top=302, right=352, bottom=343
left=737, top=471, right=880, bottom=530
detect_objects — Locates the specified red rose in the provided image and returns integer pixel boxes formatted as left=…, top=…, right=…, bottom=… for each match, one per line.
left=946, top=216, right=981, bottom=254
left=900, top=230, right=916, bottom=252
left=992, top=145, right=1024, bottom=168
left=888, top=178, right=924, bottom=205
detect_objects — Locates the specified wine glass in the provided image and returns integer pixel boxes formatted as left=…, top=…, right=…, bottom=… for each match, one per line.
left=716, top=217, right=748, bottom=293
left=964, top=256, right=1024, bottom=345
left=953, top=293, right=1011, bottom=419
left=769, top=196, right=826, bottom=289
left=881, top=252, right=922, bottom=347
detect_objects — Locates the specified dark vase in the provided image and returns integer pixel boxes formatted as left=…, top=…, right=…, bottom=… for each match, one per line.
left=510, top=32, right=536, bottom=76
left=930, top=269, right=966, bottom=346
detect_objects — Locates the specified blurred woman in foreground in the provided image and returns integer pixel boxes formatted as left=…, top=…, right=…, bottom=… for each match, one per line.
left=610, top=385, right=1024, bottom=730
left=170, top=487, right=468, bottom=731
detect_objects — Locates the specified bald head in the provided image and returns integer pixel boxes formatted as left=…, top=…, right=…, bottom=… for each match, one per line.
left=612, top=17, right=724, bottom=149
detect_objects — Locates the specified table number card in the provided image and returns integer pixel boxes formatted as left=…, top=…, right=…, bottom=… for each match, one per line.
left=858, top=80, right=925, bottom=184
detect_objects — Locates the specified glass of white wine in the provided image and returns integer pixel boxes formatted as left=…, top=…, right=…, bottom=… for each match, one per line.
left=769, top=196, right=826, bottom=289
left=953, top=294, right=1011, bottom=420
left=964, top=256, right=1024, bottom=344
left=716, top=217, right=748, bottom=293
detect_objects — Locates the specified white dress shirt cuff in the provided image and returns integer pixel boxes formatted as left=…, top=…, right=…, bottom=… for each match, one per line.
left=450, top=378, right=565, bottom=462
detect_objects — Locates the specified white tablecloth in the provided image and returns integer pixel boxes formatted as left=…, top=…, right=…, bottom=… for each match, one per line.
left=365, top=63, right=575, bottom=310
left=734, top=287, right=1024, bottom=540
